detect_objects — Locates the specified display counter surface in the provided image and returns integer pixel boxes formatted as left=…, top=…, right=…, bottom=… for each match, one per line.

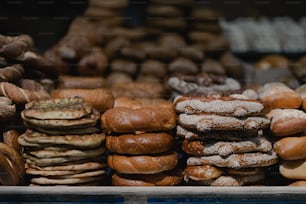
left=1, top=187, right=306, bottom=203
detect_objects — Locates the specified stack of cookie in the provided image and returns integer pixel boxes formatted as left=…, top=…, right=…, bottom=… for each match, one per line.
left=174, top=93, right=278, bottom=186
left=84, top=0, right=129, bottom=26
left=18, top=98, right=107, bottom=186
left=146, top=0, right=193, bottom=32
left=102, top=97, right=182, bottom=186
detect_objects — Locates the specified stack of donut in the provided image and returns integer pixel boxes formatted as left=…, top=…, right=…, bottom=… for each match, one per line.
left=146, top=0, right=193, bottom=32
left=102, top=97, right=182, bottom=186
left=260, top=82, right=306, bottom=186
left=18, top=97, right=107, bottom=186
left=174, top=92, right=278, bottom=186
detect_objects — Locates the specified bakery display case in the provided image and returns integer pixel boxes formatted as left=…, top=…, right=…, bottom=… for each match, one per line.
left=1, top=0, right=306, bottom=203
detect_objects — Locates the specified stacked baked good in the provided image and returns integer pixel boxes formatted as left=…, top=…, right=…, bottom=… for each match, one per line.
left=18, top=97, right=107, bottom=186
left=174, top=92, right=278, bottom=186
left=167, top=73, right=241, bottom=98
left=84, top=0, right=129, bottom=26
left=102, top=97, right=182, bottom=186
left=146, top=0, right=193, bottom=32
left=259, top=82, right=306, bottom=186
left=0, top=34, right=55, bottom=132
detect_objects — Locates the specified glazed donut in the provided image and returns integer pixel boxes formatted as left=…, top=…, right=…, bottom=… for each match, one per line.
left=51, top=88, right=114, bottom=113
left=108, top=152, right=178, bottom=174
left=101, top=107, right=176, bottom=133
left=106, top=133, right=174, bottom=155
left=112, top=170, right=182, bottom=186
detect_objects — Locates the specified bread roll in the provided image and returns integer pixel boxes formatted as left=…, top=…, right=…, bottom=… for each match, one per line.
left=106, top=133, right=174, bottom=155
left=58, top=75, right=106, bottom=89
left=183, top=165, right=222, bottom=181
left=112, top=171, right=182, bottom=186
left=51, top=88, right=114, bottom=113
left=101, top=107, right=176, bottom=133
left=108, top=152, right=178, bottom=174
left=255, top=55, right=289, bottom=70
left=274, top=136, right=306, bottom=160
left=259, top=82, right=302, bottom=109
left=269, top=109, right=306, bottom=136
left=280, top=159, right=306, bottom=179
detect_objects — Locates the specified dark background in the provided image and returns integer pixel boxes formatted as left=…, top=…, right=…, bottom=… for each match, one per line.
left=0, top=0, right=305, bottom=51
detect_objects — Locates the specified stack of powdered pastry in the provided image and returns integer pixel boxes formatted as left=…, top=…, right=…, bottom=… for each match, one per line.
left=260, top=83, right=306, bottom=186
left=102, top=97, right=182, bottom=186
left=175, top=92, right=278, bottom=186
left=167, top=73, right=241, bottom=99
left=18, top=97, right=107, bottom=186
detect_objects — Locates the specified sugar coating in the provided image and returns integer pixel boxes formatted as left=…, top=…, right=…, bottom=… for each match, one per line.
left=179, top=114, right=270, bottom=132
left=202, top=137, right=272, bottom=156
left=187, top=151, right=278, bottom=168
left=175, top=99, right=264, bottom=116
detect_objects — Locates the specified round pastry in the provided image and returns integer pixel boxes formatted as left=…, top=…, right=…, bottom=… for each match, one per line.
left=183, top=165, right=222, bottom=182
left=106, top=133, right=174, bottom=155
left=255, top=55, right=289, bottom=70
left=274, top=136, right=306, bottom=160
left=111, top=82, right=166, bottom=99
left=259, top=82, right=302, bottom=109
left=201, top=59, right=225, bottom=75
left=77, top=47, right=108, bottom=76
left=101, top=106, right=176, bottom=133
left=140, top=60, right=167, bottom=78
left=280, top=159, right=306, bottom=180
left=110, top=59, right=137, bottom=76
left=268, top=109, right=306, bottom=136
left=106, top=72, right=133, bottom=87
left=57, top=75, right=106, bottom=89
left=108, top=152, right=178, bottom=174
left=51, top=88, right=114, bottom=113
left=112, top=170, right=182, bottom=186
left=289, top=181, right=306, bottom=186
left=0, top=96, right=16, bottom=121
left=3, top=130, right=20, bottom=151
